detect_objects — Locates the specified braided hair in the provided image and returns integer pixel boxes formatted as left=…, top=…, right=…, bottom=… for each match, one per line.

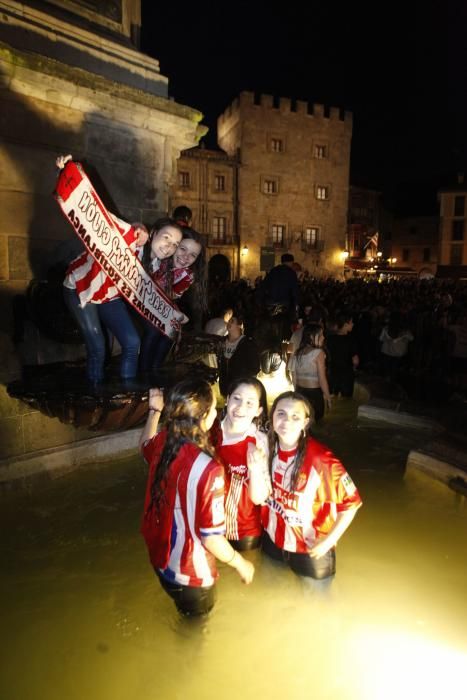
left=149, top=378, right=217, bottom=510
left=267, top=391, right=313, bottom=493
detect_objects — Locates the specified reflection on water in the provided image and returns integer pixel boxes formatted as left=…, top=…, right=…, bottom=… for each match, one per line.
left=1, top=399, right=466, bottom=700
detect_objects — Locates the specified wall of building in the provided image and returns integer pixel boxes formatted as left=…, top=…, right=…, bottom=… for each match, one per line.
left=438, top=189, right=467, bottom=267
left=218, top=91, right=352, bottom=280
left=0, top=5, right=204, bottom=463
left=389, top=216, right=439, bottom=275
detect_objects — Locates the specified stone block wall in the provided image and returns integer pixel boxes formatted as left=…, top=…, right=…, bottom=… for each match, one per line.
left=0, top=42, right=203, bottom=464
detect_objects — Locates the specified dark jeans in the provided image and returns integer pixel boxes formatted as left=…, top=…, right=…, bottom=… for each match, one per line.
left=329, top=369, right=354, bottom=397
left=296, top=386, right=325, bottom=423
left=63, top=288, right=140, bottom=382
left=262, top=532, right=336, bottom=579
left=140, top=321, right=173, bottom=372
left=156, top=570, right=216, bottom=616
left=229, top=535, right=261, bottom=551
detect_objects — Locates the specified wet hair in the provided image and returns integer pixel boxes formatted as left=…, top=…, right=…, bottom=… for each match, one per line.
left=260, top=350, right=282, bottom=374
left=141, top=217, right=184, bottom=283
left=268, top=391, right=313, bottom=493
left=225, top=376, right=268, bottom=430
left=172, top=205, right=192, bottom=226
left=296, top=323, right=324, bottom=358
left=149, top=378, right=216, bottom=510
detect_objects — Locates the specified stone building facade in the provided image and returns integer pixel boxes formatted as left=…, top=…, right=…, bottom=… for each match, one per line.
left=437, top=175, right=467, bottom=277
left=170, top=145, right=240, bottom=276
left=216, top=91, right=352, bottom=280
left=0, top=0, right=204, bottom=464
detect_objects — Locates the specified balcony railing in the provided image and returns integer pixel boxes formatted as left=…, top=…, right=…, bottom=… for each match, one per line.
left=207, top=234, right=239, bottom=247
left=301, top=239, right=324, bottom=253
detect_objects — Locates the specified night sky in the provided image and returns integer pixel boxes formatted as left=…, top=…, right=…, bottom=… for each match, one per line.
left=141, top=2, right=467, bottom=216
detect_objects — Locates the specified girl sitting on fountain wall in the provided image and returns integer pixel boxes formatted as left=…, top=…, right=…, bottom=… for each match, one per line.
left=139, top=226, right=207, bottom=372
left=259, top=391, right=362, bottom=580
left=139, top=379, right=254, bottom=616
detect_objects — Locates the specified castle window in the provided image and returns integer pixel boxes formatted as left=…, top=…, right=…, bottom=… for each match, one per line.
left=271, top=138, right=283, bottom=153
left=271, top=224, right=285, bottom=245
left=179, top=171, right=190, bottom=188
left=215, top=175, right=225, bottom=191
left=263, top=178, right=278, bottom=195
left=314, top=144, right=327, bottom=159
left=303, top=227, right=320, bottom=248
left=452, top=220, right=464, bottom=241
left=454, top=195, right=465, bottom=217
left=212, top=217, right=227, bottom=240
left=316, top=185, right=329, bottom=201
left=450, top=244, right=463, bottom=265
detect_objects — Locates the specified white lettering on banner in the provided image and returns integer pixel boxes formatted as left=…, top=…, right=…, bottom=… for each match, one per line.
left=56, top=161, right=182, bottom=338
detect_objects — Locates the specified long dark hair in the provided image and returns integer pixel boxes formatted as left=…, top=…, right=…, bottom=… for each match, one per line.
left=179, top=227, right=208, bottom=312
left=225, top=376, right=268, bottom=430
left=268, top=391, right=313, bottom=493
left=296, top=323, right=324, bottom=359
left=149, top=378, right=216, bottom=509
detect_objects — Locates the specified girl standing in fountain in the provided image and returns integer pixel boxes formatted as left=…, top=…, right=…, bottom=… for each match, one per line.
left=260, top=391, right=362, bottom=579
left=139, top=227, right=207, bottom=372
left=210, top=377, right=270, bottom=551
left=288, top=323, right=332, bottom=423
left=140, top=379, right=254, bottom=616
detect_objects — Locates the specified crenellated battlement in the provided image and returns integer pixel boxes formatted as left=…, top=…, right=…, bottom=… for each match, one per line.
left=218, top=91, right=352, bottom=126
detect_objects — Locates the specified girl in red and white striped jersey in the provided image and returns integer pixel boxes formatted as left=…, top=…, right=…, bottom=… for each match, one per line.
left=210, top=377, right=270, bottom=551
left=63, top=217, right=183, bottom=383
left=140, top=379, right=254, bottom=616
left=261, top=391, right=362, bottom=579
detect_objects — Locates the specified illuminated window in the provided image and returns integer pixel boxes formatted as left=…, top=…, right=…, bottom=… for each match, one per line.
left=314, top=144, right=327, bottom=159
left=263, top=179, right=278, bottom=194
left=454, top=195, right=465, bottom=216
left=452, top=220, right=464, bottom=240
left=271, top=138, right=283, bottom=152
left=215, top=175, right=225, bottom=191
left=212, top=217, right=227, bottom=240
left=271, top=224, right=285, bottom=245
left=179, top=171, right=190, bottom=188
left=304, top=227, right=320, bottom=247
left=316, top=186, right=329, bottom=200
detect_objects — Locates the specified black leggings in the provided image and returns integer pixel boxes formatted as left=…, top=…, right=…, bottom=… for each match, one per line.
left=229, top=536, right=262, bottom=551
left=262, top=532, right=336, bottom=579
left=156, top=571, right=216, bottom=616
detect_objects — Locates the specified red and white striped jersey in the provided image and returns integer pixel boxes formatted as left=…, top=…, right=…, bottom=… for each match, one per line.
left=262, top=438, right=362, bottom=553
left=154, top=262, right=194, bottom=300
left=63, top=213, right=144, bottom=306
left=212, top=420, right=268, bottom=540
left=141, top=433, right=226, bottom=587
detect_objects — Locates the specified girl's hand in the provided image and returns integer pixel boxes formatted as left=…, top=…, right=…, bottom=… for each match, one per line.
left=325, top=395, right=332, bottom=410
left=232, top=554, right=255, bottom=584
left=148, top=387, right=164, bottom=412
left=309, top=536, right=334, bottom=559
left=133, top=224, right=149, bottom=247
left=56, top=154, right=73, bottom=169
left=247, top=443, right=268, bottom=473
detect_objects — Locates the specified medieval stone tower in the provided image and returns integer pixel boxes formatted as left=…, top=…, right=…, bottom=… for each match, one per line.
left=217, top=91, right=352, bottom=279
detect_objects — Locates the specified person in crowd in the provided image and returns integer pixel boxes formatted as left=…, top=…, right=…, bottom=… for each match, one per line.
left=218, top=313, right=260, bottom=396
left=259, top=253, right=300, bottom=349
left=172, top=205, right=192, bottom=228
left=209, top=377, right=269, bottom=551
left=139, top=226, right=206, bottom=372
left=260, top=391, right=362, bottom=579
left=257, top=350, right=294, bottom=410
left=140, top=378, right=254, bottom=616
left=379, top=311, right=414, bottom=381
left=326, top=312, right=359, bottom=397
left=63, top=212, right=182, bottom=383
left=288, top=323, right=332, bottom=422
